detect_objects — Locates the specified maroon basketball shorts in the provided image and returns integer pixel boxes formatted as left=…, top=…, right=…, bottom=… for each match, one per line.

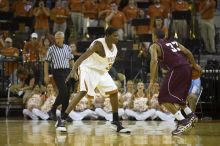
left=158, top=65, right=192, bottom=105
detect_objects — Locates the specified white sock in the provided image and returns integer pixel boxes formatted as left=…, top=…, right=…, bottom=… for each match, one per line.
left=174, top=111, right=185, bottom=121
left=184, top=107, right=192, bottom=115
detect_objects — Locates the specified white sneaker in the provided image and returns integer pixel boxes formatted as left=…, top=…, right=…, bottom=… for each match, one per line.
left=55, top=117, right=67, bottom=132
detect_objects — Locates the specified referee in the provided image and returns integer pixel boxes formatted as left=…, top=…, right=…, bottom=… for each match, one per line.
left=44, top=31, right=74, bottom=120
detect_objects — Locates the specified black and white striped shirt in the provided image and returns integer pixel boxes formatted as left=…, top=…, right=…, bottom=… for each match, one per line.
left=45, top=44, right=74, bottom=69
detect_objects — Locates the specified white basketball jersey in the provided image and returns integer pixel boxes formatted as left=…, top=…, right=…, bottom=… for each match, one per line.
left=80, top=38, right=117, bottom=73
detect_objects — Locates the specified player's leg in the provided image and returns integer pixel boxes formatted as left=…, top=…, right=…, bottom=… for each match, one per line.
left=159, top=65, right=193, bottom=135
left=55, top=91, right=87, bottom=132
left=162, top=103, right=192, bottom=135
left=98, top=72, right=130, bottom=133
left=56, top=69, right=98, bottom=132
left=109, top=92, right=131, bottom=133
left=180, top=104, right=198, bottom=125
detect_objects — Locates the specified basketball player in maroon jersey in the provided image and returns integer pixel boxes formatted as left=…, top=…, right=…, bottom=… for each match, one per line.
left=147, top=29, right=202, bottom=135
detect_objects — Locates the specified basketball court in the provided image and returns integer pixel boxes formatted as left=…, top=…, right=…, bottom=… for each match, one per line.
left=0, top=120, right=219, bottom=146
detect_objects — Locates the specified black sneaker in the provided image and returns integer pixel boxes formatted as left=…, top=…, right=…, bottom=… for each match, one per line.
left=187, top=113, right=198, bottom=125
left=55, top=117, right=67, bottom=132
left=172, top=119, right=192, bottom=135
left=111, top=121, right=131, bottom=133
left=65, top=116, right=73, bottom=123
left=48, top=110, right=57, bottom=121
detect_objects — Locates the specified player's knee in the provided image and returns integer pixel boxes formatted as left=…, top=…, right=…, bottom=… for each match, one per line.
left=79, top=91, right=87, bottom=97
left=109, top=91, right=118, bottom=98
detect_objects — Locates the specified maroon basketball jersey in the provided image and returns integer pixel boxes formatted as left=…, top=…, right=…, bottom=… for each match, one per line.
left=156, top=39, right=189, bottom=70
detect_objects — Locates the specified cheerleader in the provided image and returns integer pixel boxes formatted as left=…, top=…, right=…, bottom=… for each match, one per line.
left=69, top=95, right=97, bottom=121
left=32, top=84, right=61, bottom=120
left=23, top=84, right=44, bottom=120
left=95, top=92, right=125, bottom=121
left=125, top=82, right=156, bottom=120
left=148, top=83, right=175, bottom=121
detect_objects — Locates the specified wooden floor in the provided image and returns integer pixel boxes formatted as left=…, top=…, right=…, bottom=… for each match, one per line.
left=0, top=120, right=219, bottom=146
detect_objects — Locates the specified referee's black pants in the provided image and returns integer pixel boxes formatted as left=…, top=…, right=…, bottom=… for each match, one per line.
left=51, top=69, right=70, bottom=115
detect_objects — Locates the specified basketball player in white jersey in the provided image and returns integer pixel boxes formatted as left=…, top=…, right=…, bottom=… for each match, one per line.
left=55, top=27, right=131, bottom=133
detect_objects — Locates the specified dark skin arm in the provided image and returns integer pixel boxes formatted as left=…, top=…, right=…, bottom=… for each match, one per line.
left=178, top=43, right=202, bottom=71
left=66, top=41, right=105, bottom=82
left=147, top=43, right=161, bottom=92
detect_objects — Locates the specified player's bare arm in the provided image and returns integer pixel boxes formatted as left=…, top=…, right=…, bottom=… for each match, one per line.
left=67, top=41, right=103, bottom=81
left=149, top=43, right=160, bottom=83
left=148, top=43, right=159, bottom=92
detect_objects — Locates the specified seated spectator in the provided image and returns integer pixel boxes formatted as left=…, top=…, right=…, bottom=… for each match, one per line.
left=187, top=78, right=201, bottom=112
left=95, top=95, right=125, bottom=121
left=93, top=91, right=105, bottom=108
left=124, top=81, right=156, bottom=120
left=0, top=0, right=9, bottom=12
left=69, top=95, right=97, bottom=120
left=23, top=84, right=44, bottom=120
left=120, top=80, right=135, bottom=109
left=32, top=84, right=60, bottom=120
left=10, top=67, right=35, bottom=102
left=126, top=80, right=135, bottom=94
left=148, top=83, right=175, bottom=121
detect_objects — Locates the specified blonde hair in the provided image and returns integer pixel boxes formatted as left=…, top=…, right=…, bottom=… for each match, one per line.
left=55, top=31, right=65, bottom=38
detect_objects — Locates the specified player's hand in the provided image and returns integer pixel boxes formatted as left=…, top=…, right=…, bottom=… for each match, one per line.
left=71, top=71, right=78, bottom=81
left=193, top=64, right=202, bottom=74
left=65, top=70, right=78, bottom=83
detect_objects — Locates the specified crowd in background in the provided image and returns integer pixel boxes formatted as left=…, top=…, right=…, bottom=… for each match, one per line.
left=0, top=0, right=215, bottom=119
left=0, top=0, right=218, bottom=58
